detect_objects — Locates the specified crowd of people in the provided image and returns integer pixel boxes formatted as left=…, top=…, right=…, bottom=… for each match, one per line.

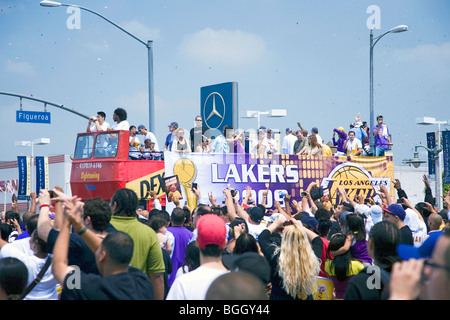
left=86, top=108, right=394, bottom=159
left=0, top=107, right=447, bottom=301
left=0, top=170, right=449, bottom=300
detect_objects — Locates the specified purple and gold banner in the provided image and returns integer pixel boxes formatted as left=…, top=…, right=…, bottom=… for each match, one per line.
left=164, top=152, right=395, bottom=210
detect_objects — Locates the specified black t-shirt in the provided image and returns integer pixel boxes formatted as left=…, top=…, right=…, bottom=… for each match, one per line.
left=327, top=221, right=342, bottom=240
left=61, top=266, right=154, bottom=300
left=190, top=126, right=207, bottom=150
left=46, top=224, right=116, bottom=275
left=344, top=266, right=391, bottom=300
left=399, top=225, right=414, bottom=245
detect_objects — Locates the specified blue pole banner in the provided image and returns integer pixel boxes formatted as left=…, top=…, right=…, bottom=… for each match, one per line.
left=17, top=156, right=31, bottom=196
left=35, top=156, right=49, bottom=193
left=427, top=132, right=436, bottom=176
left=442, top=131, right=450, bottom=184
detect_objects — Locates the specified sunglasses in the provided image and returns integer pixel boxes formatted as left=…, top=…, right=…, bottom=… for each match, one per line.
left=423, top=259, right=450, bottom=272
left=420, top=259, right=450, bottom=283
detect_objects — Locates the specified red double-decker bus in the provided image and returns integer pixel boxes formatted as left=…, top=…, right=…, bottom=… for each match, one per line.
left=70, top=130, right=166, bottom=208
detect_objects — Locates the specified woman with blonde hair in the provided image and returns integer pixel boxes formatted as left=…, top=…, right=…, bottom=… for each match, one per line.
left=299, top=135, right=322, bottom=156
left=258, top=215, right=321, bottom=300
left=171, top=128, right=191, bottom=153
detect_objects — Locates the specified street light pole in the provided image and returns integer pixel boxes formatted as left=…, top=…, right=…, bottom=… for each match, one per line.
left=416, top=116, right=449, bottom=209
left=369, top=25, right=408, bottom=153
left=40, top=1, right=155, bottom=132
left=413, top=144, right=443, bottom=209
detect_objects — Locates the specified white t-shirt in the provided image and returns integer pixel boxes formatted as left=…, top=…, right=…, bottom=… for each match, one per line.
left=90, top=121, right=110, bottom=132
left=247, top=222, right=267, bottom=241
left=282, top=134, right=297, bottom=154
left=346, top=138, right=362, bottom=155
left=251, top=138, right=271, bottom=154
left=145, top=132, right=160, bottom=152
left=0, top=237, right=33, bottom=257
left=166, top=265, right=229, bottom=300
left=0, top=244, right=58, bottom=300
left=266, top=137, right=278, bottom=153
left=111, top=120, right=130, bottom=131
left=404, top=208, right=427, bottom=248
left=129, top=136, right=141, bottom=159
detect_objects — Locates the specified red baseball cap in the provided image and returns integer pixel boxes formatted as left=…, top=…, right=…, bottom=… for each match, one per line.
left=196, top=214, right=226, bottom=249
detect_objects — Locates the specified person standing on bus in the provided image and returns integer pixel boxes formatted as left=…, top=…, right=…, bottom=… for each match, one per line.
left=110, top=107, right=130, bottom=131
left=87, top=111, right=110, bottom=132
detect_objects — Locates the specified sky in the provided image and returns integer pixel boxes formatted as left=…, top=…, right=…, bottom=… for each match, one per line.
left=1, top=0, right=449, bottom=166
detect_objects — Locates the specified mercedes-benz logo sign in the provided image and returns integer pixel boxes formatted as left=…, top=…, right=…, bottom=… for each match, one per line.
left=203, top=92, right=226, bottom=129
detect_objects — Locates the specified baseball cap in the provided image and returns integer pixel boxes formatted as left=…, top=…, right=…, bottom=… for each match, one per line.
left=248, top=206, right=264, bottom=223
left=168, top=122, right=178, bottom=128
left=137, top=124, right=146, bottom=131
left=397, top=230, right=443, bottom=260
left=370, top=205, right=383, bottom=224
left=383, top=204, right=406, bottom=221
left=196, top=214, right=227, bottom=249
left=312, top=127, right=319, bottom=133
left=301, top=216, right=318, bottom=233
left=286, top=127, right=292, bottom=132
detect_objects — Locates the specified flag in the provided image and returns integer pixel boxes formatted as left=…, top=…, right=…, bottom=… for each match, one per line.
left=17, top=156, right=31, bottom=196
left=35, top=156, right=49, bottom=193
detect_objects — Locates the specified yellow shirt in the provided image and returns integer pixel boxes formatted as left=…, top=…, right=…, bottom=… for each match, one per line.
left=324, top=259, right=365, bottom=277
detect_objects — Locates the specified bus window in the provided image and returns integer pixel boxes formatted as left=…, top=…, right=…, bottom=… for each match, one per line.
left=74, top=135, right=94, bottom=159
left=94, top=132, right=119, bottom=158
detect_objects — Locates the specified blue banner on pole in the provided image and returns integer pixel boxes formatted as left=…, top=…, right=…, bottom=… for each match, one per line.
left=17, top=156, right=31, bottom=196
left=443, top=131, right=450, bottom=184
left=427, top=132, right=436, bottom=175
left=35, top=156, right=49, bottom=193
left=16, top=110, right=51, bottom=124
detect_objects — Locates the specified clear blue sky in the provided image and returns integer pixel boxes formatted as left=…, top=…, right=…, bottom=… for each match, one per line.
left=1, top=0, right=449, bottom=164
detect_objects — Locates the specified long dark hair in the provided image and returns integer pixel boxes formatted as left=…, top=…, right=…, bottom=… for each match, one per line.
left=327, top=233, right=352, bottom=282
left=369, top=221, right=402, bottom=271
left=181, top=242, right=200, bottom=273
left=345, top=213, right=366, bottom=242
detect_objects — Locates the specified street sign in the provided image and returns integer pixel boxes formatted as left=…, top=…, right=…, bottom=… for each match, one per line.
left=16, top=110, right=51, bottom=124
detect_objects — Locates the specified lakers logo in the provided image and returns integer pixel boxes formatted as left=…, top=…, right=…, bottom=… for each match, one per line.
left=321, top=163, right=390, bottom=204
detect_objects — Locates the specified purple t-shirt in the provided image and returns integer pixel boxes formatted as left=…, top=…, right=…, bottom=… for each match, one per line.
left=372, top=124, right=390, bottom=149
left=350, top=239, right=372, bottom=265
left=167, top=226, right=194, bottom=287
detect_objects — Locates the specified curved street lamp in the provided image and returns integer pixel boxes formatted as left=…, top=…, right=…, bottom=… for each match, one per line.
left=369, top=25, right=408, bottom=153
left=40, top=0, right=155, bottom=132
